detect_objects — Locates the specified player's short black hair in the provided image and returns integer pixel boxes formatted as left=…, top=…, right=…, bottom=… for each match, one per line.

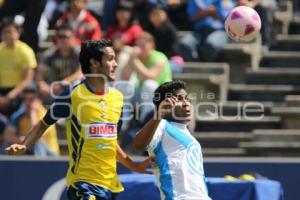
left=79, top=39, right=113, bottom=74
left=153, top=80, right=186, bottom=109
left=0, top=17, right=19, bottom=33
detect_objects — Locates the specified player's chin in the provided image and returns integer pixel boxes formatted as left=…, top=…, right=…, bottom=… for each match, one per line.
left=108, top=74, right=116, bottom=81
left=183, top=112, right=192, bottom=120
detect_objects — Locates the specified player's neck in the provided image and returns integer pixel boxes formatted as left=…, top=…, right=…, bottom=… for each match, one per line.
left=168, top=118, right=189, bottom=125
left=85, top=77, right=106, bottom=94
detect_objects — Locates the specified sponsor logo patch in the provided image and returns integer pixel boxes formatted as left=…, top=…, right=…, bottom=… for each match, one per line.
left=85, top=123, right=117, bottom=139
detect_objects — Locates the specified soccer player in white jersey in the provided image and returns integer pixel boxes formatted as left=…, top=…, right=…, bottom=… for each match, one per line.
left=133, top=80, right=211, bottom=200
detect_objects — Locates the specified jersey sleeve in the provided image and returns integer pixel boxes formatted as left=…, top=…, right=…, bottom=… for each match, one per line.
left=146, top=120, right=166, bottom=152
left=42, top=88, right=72, bottom=126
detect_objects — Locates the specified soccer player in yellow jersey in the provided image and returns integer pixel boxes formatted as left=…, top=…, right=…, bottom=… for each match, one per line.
left=5, top=39, right=153, bottom=200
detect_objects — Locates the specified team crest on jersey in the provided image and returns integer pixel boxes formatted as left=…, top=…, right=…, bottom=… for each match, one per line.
left=98, top=99, right=107, bottom=108
left=85, top=123, right=117, bottom=139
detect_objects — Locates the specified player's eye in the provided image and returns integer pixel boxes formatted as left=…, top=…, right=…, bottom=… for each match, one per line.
left=185, top=95, right=190, bottom=102
left=177, top=96, right=184, bottom=101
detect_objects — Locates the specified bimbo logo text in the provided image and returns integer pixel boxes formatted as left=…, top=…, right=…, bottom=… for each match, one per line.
left=85, top=123, right=117, bottom=139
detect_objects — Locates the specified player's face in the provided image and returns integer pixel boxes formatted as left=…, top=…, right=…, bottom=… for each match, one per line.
left=99, top=47, right=118, bottom=81
left=173, top=89, right=192, bottom=123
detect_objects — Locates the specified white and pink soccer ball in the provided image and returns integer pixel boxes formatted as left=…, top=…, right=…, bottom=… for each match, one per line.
left=225, top=6, right=261, bottom=42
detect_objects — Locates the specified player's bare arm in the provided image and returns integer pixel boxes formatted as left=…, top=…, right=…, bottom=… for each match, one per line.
left=116, top=143, right=153, bottom=174
left=5, top=120, right=49, bottom=155
left=133, top=97, right=178, bottom=151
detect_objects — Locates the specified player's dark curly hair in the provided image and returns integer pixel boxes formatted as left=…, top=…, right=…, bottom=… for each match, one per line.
left=79, top=39, right=113, bottom=74
left=153, top=80, right=186, bottom=110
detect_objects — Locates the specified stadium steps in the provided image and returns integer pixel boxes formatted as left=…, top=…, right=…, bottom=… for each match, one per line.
left=173, top=73, right=228, bottom=102
left=228, top=84, right=300, bottom=102
left=239, top=141, right=300, bottom=156
left=38, top=29, right=55, bottom=52
left=219, top=38, right=262, bottom=81
left=272, top=106, right=300, bottom=116
left=285, top=95, right=300, bottom=106
left=182, top=62, right=230, bottom=76
left=273, top=1, right=293, bottom=34
left=194, top=116, right=281, bottom=132
left=259, top=51, right=300, bottom=68
left=239, top=128, right=300, bottom=156
left=202, top=147, right=246, bottom=157
left=271, top=106, right=300, bottom=129
left=194, top=132, right=252, bottom=148
left=289, top=17, right=300, bottom=34
left=245, top=67, right=300, bottom=85
left=252, top=129, right=300, bottom=141
left=196, top=101, right=273, bottom=117
left=271, top=34, right=300, bottom=51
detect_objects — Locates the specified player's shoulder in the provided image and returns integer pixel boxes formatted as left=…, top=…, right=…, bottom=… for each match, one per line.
left=108, top=87, right=123, bottom=98
left=156, top=119, right=167, bottom=133
left=57, top=81, right=83, bottom=100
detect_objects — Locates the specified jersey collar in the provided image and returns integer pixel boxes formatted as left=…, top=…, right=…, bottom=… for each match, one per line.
left=83, top=79, right=109, bottom=96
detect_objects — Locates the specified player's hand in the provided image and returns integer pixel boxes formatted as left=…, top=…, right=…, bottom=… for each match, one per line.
left=158, top=96, right=179, bottom=119
left=134, top=157, right=155, bottom=174
left=5, top=144, right=27, bottom=155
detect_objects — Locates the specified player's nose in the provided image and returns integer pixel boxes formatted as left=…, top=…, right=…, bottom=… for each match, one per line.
left=113, top=59, right=118, bottom=67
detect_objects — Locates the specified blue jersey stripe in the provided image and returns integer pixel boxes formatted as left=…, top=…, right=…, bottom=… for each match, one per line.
left=165, top=121, right=193, bottom=148
left=154, top=142, right=174, bottom=200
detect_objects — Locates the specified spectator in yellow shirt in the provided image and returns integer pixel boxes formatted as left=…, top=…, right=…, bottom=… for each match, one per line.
left=0, top=18, right=37, bottom=116
left=3, top=87, right=59, bottom=156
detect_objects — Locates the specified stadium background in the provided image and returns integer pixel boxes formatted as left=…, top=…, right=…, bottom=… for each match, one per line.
left=0, top=0, right=300, bottom=200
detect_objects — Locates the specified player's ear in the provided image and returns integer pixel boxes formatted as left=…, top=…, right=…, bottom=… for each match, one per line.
left=90, top=58, right=98, bottom=68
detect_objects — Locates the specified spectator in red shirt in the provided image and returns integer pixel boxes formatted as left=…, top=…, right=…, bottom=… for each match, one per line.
left=56, top=0, right=101, bottom=44
left=105, top=1, right=143, bottom=46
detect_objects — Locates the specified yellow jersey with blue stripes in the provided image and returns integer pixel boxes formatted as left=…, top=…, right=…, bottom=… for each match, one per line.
left=42, top=80, right=124, bottom=192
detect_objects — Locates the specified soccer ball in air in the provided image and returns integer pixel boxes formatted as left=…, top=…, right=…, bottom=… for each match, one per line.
left=225, top=6, right=261, bottom=42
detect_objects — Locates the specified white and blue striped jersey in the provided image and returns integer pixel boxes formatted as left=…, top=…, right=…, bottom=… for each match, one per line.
left=147, top=120, right=211, bottom=200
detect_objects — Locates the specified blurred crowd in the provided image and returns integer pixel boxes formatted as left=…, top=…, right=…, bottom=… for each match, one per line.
left=0, top=0, right=287, bottom=156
